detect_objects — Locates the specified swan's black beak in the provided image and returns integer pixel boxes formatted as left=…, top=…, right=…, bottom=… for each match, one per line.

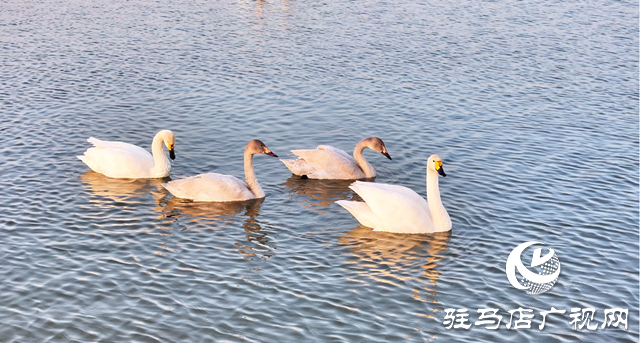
left=265, top=150, right=278, bottom=158
left=436, top=165, right=446, bottom=177
left=169, top=147, right=175, bottom=160
left=382, top=152, right=392, bottom=160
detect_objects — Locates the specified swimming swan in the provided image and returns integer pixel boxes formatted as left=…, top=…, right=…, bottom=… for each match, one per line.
left=336, top=155, right=451, bottom=233
left=77, top=130, right=175, bottom=179
left=280, top=137, right=391, bottom=179
left=162, top=140, right=278, bottom=202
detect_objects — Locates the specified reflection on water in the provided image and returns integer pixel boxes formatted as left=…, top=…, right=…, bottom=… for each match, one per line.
left=340, top=226, right=450, bottom=303
left=157, top=196, right=275, bottom=260
left=158, top=196, right=264, bottom=220
left=283, top=176, right=360, bottom=213
left=80, top=171, right=168, bottom=205
left=238, top=209, right=275, bottom=261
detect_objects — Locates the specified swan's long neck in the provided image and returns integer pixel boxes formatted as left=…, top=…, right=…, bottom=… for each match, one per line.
left=244, top=150, right=265, bottom=198
left=427, top=168, right=451, bottom=232
left=353, top=141, right=376, bottom=178
left=151, top=133, right=171, bottom=177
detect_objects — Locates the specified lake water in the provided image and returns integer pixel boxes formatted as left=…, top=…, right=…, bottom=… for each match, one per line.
left=1, top=0, right=638, bottom=341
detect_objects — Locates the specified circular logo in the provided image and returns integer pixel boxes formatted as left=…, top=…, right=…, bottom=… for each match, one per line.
left=506, top=241, right=561, bottom=295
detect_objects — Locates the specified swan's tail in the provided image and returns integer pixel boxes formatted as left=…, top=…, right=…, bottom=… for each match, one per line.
left=336, top=200, right=377, bottom=228
left=77, top=140, right=97, bottom=163
left=161, top=182, right=179, bottom=197
left=87, top=137, right=103, bottom=147
left=87, top=137, right=120, bottom=149
left=77, top=148, right=99, bottom=172
left=161, top=181, right=192, bottom=200
left=280, top=158, right=315, bottom=176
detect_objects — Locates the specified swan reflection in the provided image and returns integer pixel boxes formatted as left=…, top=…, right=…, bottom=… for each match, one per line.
left=79, top=171, right=167, bottom=205
left=283, top=176, right=359, bottom=213
left=158, top=196, right=264, bottom=220
left=157, top=197, right=274, bottom=260
left=339, top=226, right=450, bottom=301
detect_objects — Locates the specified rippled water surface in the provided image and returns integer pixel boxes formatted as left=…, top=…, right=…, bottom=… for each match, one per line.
left=1, top=0, right=638, bottom=342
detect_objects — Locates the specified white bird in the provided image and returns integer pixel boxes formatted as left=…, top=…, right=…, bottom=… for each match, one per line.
left=336, top=155, right=451, bottom=234
left=162, top=140, right=278, bottom=202
left=280, top=137, right=392, bottom=180
left=77, top=130, right=175, bottom=179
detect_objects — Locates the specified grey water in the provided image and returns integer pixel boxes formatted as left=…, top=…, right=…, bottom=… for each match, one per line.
left=1, top=0, right=638, bottom=342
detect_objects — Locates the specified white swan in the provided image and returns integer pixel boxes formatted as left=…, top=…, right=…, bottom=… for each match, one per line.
left=336, top=155, right=451, bottom=234
left=77, top=130, right=175, bottom=179
left=280, top=137, right=392, bottom=180
left=162, top=140, right=278, bottom=202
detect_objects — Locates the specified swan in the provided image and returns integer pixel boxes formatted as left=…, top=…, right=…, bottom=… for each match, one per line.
left=280, top=137, right=392, bottom=180
left=336, top=155, right=451, bottom=234
left=162, top=140, right=278, bottom=202
left=77, top=130, right=175, bottom=179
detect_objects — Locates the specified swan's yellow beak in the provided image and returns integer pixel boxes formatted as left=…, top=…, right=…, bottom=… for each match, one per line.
left=169, top=144, right=175, bottom=160
left=435, top=160, right=446, bottom=177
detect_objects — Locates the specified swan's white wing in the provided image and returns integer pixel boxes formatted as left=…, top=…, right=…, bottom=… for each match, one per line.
left=351, top=181, right=432, bottom=218
left=336, top=200, right=379, bottom=228
left=163, top=173, right=255, bottom=202
left=290, top=145, right=364, bottom=179
left=349, top=181, right=435, bottom=233
left=78, top=138, right=154, bottom=178
left=280, top=158, right=316, bottom=176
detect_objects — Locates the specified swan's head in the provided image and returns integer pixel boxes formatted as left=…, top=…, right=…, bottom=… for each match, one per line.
left=247, top=139, right=278, bottom=157
left=364, top=137, right=392, bottom=160
left=159, top=130, right=176, bottom=160
left=428, top=154, right=446, bottom=177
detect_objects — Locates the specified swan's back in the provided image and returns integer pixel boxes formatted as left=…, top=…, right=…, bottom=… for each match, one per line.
left=289, top=145, right=364, bottom=179
left=78, top=138, right=154, bottom=178
left=87, top=137, right=148, bottom=152
left=163, top=173, right=255, bottom=202
left=317, top=145, right=352, bottom=161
